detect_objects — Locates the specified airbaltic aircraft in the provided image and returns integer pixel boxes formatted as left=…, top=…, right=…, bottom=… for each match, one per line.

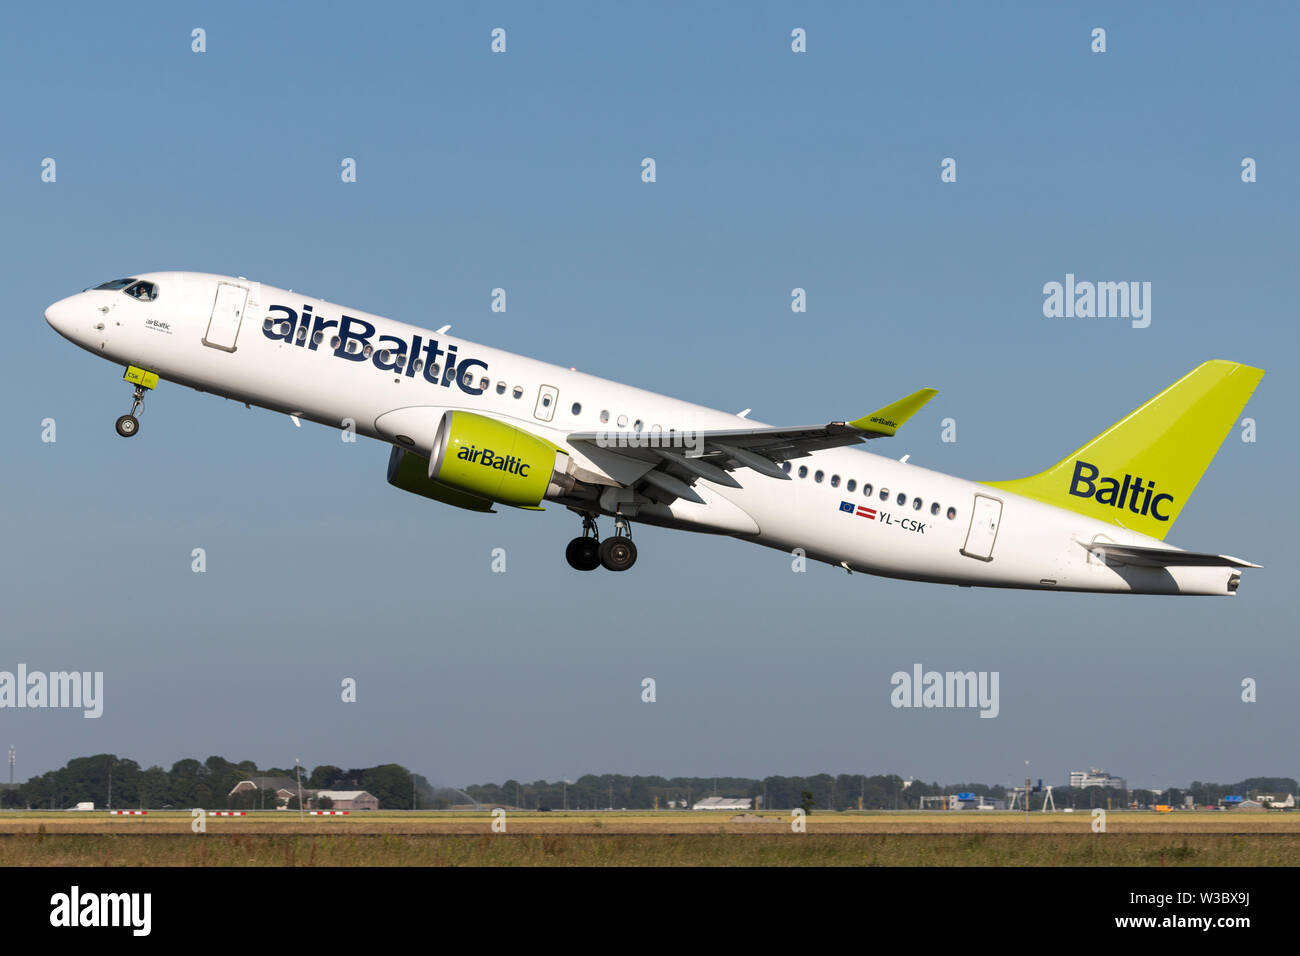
left=45, top=272, right=1264, bottom=595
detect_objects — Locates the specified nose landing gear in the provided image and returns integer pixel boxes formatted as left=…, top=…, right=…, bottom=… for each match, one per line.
left=565, top=512, right=638, bottom=572
left=115, top=366, right=159, bottom=438
left=115, top=385, right=147, bottom=438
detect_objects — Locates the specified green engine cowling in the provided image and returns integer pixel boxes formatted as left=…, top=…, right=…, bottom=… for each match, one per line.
left=387, top=445, right=496, bottom=512
left=387, top=410, right=578, bottom=510
left=430, top=411, right=574, bottom=507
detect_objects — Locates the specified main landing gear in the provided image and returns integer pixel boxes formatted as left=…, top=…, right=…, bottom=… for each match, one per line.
left=565, top=512, right=638, bottom=572
left=115, top=384, right=148, bottom=438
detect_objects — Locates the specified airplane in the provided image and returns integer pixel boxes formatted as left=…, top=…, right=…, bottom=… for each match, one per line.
left=44, top=271, right=1264, bottom=595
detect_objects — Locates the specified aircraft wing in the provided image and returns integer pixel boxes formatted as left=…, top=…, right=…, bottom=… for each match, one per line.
left=1082, top=541, right=1261, bottom=569
left=566, top=387, right=937, bottom=502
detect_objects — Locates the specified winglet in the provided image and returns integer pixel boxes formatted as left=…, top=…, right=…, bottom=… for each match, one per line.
left=849, top=388, right=939, bottom=437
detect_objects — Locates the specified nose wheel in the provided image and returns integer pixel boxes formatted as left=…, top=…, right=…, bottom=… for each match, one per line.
left=565, top=513, right=638, bottom=572
left=115, top=385, right=147, bottom=438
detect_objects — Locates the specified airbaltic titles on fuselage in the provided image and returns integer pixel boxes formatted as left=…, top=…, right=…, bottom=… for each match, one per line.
left=262, top=303, right=489, bottom=394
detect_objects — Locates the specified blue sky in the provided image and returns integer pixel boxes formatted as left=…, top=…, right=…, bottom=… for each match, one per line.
left=2, top=2, right=1297, bottom=793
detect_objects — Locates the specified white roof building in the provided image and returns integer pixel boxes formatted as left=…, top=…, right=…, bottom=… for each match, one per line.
left=692, top=797, right=752, bottom=811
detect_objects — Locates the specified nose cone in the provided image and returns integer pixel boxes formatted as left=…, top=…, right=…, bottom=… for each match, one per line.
left=45, top=295, right=82, bottom=340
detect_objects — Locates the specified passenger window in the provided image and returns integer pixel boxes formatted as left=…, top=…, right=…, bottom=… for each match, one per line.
left=633, top=419, right=642, bottom=432
left=798, top=465, right=808, bottom=478
left=947, top=506, right=957, bottom=520
left=542, top=394, right=552, bottom=407
left=617, top=415, right=628, bottom=427
left=830, top=474, right=840, bottom=488
left=814, top=470, right=824, bottom=483
left=781, top=462, right=792, bottom=474
left=479, top=377, right=489, bottom=390
left=313, top=331, right=324, bottom=346
left=413, top=359, right=423, bottom=373
left=496, top=382, right=506, bottom=394
left=296, top=326, right=306, bottom=343
left=330, top=336, right=341, bottom=349
left=572, top=402, right=582, bottom=415
left=430, top=364, right=440, bottom=378
left=896, top=492, right=906, bottom=506
left=930, top=502, right=940, bottom=515
left=396, top=353, right=406, bottom=368
left=880, top=488, right=889, bottom=501
left=862, top=483, right=873, bottom=497
left=600, top=410, right=610, bottom=423
left=912, top=497, right=922, bottom=510
left=846, top=479, right=856, bottom=492
left=363, top=344, right=373, bottom=358
left=512, top=386, right=524, bottom=399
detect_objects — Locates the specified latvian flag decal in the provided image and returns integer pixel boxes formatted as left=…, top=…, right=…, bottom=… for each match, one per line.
left=839, top=500, right=877, bottom=520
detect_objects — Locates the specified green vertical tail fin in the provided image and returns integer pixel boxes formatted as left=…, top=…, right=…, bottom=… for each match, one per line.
left=985, top=359, right=1264, bottom=540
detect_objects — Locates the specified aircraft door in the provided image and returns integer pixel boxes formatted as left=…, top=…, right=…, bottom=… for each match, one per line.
left=203, top=282, right=248, bottom=352
left=534, top=384, right=558, bottom=422
left=960, top=494, right=1003, bottom=561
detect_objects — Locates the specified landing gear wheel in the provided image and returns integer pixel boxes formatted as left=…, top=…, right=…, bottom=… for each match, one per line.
left=115, top=414, right=139, bottom=438
left=565, top=536, right=601, bottom=571
left=599, top=536, right=637, bottom=572
left=116, top=383, right=147, bottom=438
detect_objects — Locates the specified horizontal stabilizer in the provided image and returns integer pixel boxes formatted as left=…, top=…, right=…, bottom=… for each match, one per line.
left=1082, top=541, right=1261, bottom=569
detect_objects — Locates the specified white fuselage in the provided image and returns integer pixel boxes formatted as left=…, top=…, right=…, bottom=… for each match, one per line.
left=44, top=272, right=1240, bottom=595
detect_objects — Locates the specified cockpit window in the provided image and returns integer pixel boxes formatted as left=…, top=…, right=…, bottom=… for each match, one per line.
left=94, top=278, right=138, bottom=291
left=124, top=281, right=158, bottom=301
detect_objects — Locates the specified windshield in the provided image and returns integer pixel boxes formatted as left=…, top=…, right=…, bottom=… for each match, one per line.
left=94, top=278, right=138, bottom=291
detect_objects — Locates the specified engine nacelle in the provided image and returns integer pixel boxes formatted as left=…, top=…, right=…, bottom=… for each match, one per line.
left=427, top=410, right=576, bottom=508
left=387, top=445, right=496, bottom=512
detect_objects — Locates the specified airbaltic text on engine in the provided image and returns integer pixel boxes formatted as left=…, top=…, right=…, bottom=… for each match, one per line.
left=459, top=445, right=531, bottom=476
left=1068, top=459, right=1174, bottom=520
left=263, top=304, right=488, bottom=393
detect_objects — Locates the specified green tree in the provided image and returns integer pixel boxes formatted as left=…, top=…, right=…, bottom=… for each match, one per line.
left=309, top=765, right=343, bottom=789
left=360, top=764, right=413, bottom=809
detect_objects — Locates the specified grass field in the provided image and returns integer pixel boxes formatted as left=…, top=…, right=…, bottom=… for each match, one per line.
left=3, top=810, right=1297, bottom=865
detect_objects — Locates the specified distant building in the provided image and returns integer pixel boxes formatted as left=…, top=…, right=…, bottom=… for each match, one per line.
left=692, top=797, right=751, bottom=811
left=1069, top=768, right=1126, bottom=790
left=230, top=776, right=314, bottom=807
left=315, top=789, right=379, bottom=811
